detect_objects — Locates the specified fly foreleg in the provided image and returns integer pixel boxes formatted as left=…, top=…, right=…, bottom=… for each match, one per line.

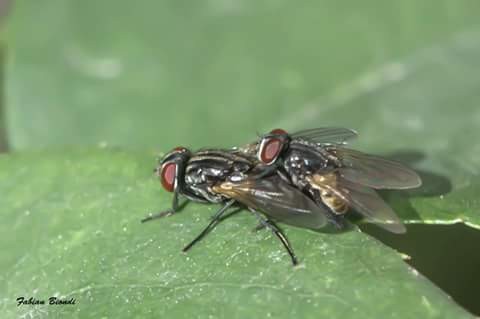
left=141, top=190, right=184, bottom=223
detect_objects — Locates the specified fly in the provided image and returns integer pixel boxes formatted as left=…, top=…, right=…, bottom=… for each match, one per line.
left=142, top=147, right=329, bottom=265
left=237, top=127, right=422, bottom=233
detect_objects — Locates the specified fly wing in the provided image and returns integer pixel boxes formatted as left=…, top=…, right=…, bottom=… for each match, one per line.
left=336, top=148, right=422, bottom=190
left=291, top=127, right=358, bottom=145
left=321, top=176, right=406, bottom=233
left=213, top=175, right=328, bottom=229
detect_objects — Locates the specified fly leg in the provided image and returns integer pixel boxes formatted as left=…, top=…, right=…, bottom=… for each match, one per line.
left=250, top=209, right=298, bottom=266
left=141, top=190, right=185, bottom=223
left=182, top=200, right=236, bottom=252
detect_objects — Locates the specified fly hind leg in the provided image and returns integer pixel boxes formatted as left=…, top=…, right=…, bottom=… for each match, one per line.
left=182, top=200, right=236, bottom=252
left=250, top=209, right=298, bottom=266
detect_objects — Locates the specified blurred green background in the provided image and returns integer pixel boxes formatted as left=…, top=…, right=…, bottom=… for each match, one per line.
left=1, top=0, right=480, bottom=317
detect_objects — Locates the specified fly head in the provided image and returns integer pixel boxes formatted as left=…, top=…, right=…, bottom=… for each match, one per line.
left=156, top=146, right=191, bottom=193
left=257, top=128, right=290, bottom=165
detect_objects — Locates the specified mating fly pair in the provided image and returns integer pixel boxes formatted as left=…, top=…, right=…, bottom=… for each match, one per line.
left=142, top=128, right=422, bottom=265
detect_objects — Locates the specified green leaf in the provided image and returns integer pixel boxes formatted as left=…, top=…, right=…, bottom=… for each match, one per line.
left=0, top=150, right=473, bottom=318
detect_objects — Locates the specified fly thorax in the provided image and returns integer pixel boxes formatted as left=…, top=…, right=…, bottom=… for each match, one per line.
left=199, top=188, right=225, bottom=203
left=233, top=162, right=251, bottom=173
left=185, top=170, right=202, bottom=185
left=202, top=167, right=228, bottom=180
left=227, top=171, right=247, bottom=183
left=283, top=151, right=311, bottom=190
left=184, top=167, right=227, bottom=203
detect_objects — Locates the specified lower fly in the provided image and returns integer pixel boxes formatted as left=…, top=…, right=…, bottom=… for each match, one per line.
left=142, top=147, right=328, bottom=265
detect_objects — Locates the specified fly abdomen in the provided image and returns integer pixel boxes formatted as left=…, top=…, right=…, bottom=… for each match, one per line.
left=306, top=173, right=348, bottom=215
left=319, top=191, right=348, bottom=215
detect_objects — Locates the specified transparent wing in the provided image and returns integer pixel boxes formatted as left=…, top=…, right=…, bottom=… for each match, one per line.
left=314, top=175, right=406, bottom=233
left=336, top=148, right=422, bottom=190
left=291, top=127, right=358, bottom=144
left=213, top=175, right=328, bottom=229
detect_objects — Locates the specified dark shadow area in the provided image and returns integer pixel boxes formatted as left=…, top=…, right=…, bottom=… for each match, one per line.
left=365, top=151, right=480, bottom=313
left=361, top=223, right=480, bottom=315
left=335, top=150, right=480, bottom=313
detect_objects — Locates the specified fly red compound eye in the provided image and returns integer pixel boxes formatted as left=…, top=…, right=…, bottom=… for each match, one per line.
left=270, top=128, right=288, bottom=136
left=160, top=162, right=177, bottom=192
left=259, top=138, right=283, bottom=164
